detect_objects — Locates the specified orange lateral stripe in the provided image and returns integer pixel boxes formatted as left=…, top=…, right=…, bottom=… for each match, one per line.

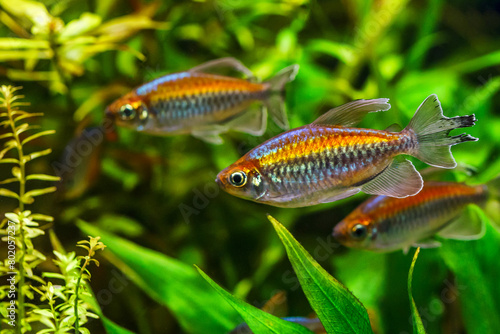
left=374, top=183, right=484, bottom=219
left=146, top=75, right=266, bottom=103
left=257, top=128, right=401, bottom=166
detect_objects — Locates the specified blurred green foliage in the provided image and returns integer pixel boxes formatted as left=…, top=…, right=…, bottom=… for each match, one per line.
left=1, top=0, right=499, bottom=333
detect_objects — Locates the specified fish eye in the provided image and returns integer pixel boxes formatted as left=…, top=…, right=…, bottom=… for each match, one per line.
left=229, top=171, right=247, bottom=187
left=119, top=104, right=136, bottom=120
left=351, top=224, right=367, bottom=239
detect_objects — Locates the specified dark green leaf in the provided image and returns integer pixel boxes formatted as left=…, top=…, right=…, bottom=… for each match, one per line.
left=439, top=207, right=500, bottom=334
left=77, top=222, right=241, bottom=334
left=268, top=215, right=373, bottom=334
left=196, top=266, right=314, bottom=334
left=101, top=316, right=135, bottom=334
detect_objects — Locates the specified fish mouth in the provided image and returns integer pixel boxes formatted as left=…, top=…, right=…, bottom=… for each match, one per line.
left=332, top=224, right=345, bottom=243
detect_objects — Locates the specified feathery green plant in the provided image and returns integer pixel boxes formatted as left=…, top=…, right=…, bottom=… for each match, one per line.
left=0, top=86, right=106, bottom=334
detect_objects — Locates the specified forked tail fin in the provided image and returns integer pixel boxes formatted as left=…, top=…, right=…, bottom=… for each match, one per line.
left=405, top=94, right=478, bottom=168
left=264, top=64, right=299, bottom=130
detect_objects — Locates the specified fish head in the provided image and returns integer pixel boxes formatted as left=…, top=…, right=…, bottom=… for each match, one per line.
left=332, top=211, right=377, bottom=250
left=216, top=160, right=267, bottom=202
left=106, top=92, right=150, bottom=130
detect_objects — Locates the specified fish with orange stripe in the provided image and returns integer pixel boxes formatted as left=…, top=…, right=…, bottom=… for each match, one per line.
left=105, top=58, right=299, bottom=144
left=333, top=178, right=500, bottom=252
left=216, top=95, right=478, bottom=207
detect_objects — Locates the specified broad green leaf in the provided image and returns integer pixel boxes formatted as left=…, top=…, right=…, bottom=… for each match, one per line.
left=408, top=248, right=426, bottom=334
left=196, top=266, right=314, bottom=334
left=78, top=222, right=241, bottom=334
left=268, top=215, right=373, bottom=334
left=439, top=208, right=500, bottom=334
left=101, top=316, right=135, bottom=334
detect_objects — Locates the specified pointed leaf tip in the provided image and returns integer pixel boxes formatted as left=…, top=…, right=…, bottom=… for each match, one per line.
left=409, top=248, right=426, bottom=334
left=196, top=265, right=313, bottom=334
left=267, top=215, right=373, bottom=334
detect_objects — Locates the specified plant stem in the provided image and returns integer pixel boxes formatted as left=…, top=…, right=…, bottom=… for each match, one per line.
left=5, top=87, right=26, bottom=334
left=74, top=257, right=89, bottom=334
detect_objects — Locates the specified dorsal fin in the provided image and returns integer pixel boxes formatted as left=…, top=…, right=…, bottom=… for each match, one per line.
left=312, top=98, right=391, bottom=127
left=189, top=57, right=255, bottom=79
left=384, top=123, right=402, bottom=132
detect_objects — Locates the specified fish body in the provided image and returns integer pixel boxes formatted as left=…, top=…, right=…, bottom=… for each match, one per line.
left=216, top=95, right=477, bottom=207
left=106, top=58, right=299, bottom=144
left=333, top=181, right=489, bottom=252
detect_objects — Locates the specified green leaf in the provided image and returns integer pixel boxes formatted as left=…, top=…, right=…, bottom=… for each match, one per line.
left=196, top=266, right=314, bottom=334
left=0, top=188, right=19, bottom=199
left=21, top=130, right=55, bottom=145
left=0, top=38, right=49, bottom=49
left=22, top=186, right=57, bottom=203
left=26, top=174, right=60, bottom=181
left=408, top=248, right=426, bottom=334
left=25, top=148, right=52, bottom=162
left=77, top=222, right=241, bottom=334
left=439, top=207, right=500, bottom=334
left=0, top=177, right=18, bottom=185
left=101, top=316, right=135, bottom=334
left=58, top=12, right=102, bottom=41
left=267, top=215, right=373, bottom=334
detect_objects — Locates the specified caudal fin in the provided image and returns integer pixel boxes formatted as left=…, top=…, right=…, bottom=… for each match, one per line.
left=405, top=94, right=478, bottom=168
left=264, top=64, right=299, bottom=130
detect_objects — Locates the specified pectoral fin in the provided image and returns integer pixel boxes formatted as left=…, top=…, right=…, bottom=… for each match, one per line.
left=361, top=157, right=423, bottom=198
left=437, top=205, right=485, bottom=240
left=191, top=127, right=225, bottom=144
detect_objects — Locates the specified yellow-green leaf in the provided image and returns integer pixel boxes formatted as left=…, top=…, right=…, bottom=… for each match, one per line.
left=58, top=12, right=102, bottom=41
left=0, top=158, right=20, bottom=164
left=0, top=178, right=18, bottom=185
left=21, top=130, right=55, bottom=145
left=0, top=38, right=49, bottom=49
left=11, top=166, right=21, bottom=180
left=22, top=186, right=57, bottom=203
left=25, top=148, right=52, bottom=162
left=26, top=174, right=60, bottom=181
left=0, top=188, right=20, bottom=199
left=408, top=248, right=426, bottom=334
left=30, top=213, right=54, bottom=222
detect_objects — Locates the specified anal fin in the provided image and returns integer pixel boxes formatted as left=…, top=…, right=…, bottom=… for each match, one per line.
left=191, top=127, right=225, bottom=144
left=319, top=188, right=361, bottom=204
left=437, top=205, right=485, bottom=240
left=361, top=157, right=423, bottom=198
